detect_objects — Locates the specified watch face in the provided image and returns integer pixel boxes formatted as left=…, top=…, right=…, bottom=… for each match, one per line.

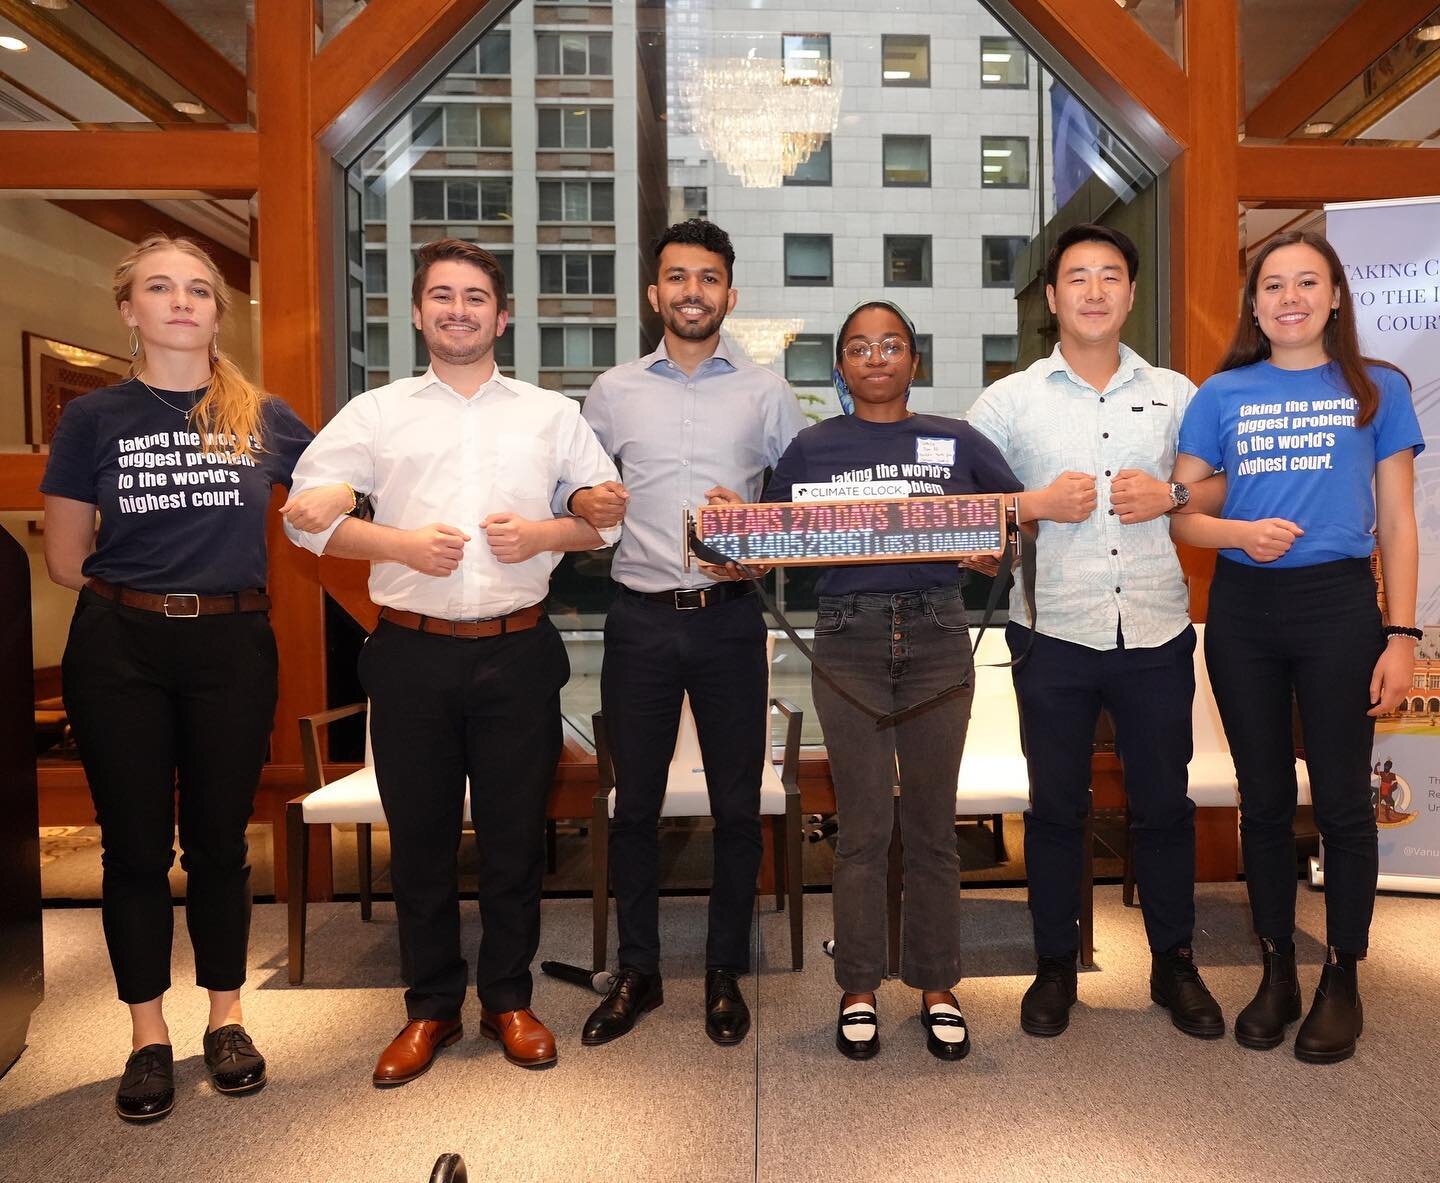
left=1171, top=482, right=1190, bottom=507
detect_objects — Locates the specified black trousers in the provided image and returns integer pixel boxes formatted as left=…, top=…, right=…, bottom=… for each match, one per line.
left=358, top=616, right=568, bottom=1018
left=1205, top=557, right=1383, bottom=956
left=61, top=587, right=277, bottom=1004
left=602, top=588, right=768, bottom=974
left=1008, top=622, right=1197, bottom=958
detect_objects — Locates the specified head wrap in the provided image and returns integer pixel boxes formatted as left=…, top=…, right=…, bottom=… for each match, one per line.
left=831, top=299, right=919, bottom=415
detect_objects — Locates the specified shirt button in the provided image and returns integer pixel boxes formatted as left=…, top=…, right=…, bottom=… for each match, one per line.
left=1111, top=548, right=1118, bottom=556
left=1099, top=397, right=1105, bottom=403
left=684, top=419, right=691, bottom=426
left=893, top=632, right=902, bottom=640
left=1102, top=432, right=1110, bottom=439
left=1104, top=470, right=1111, bottom=477
left=1114, top=586, right=1121, bottom=593
left=682, top=459, right=689, bottom=466
left=1108, top=509, right=1115, bottom=515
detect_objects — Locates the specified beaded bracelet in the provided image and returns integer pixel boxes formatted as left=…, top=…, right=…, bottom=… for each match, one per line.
left=1384, top=625, right=1423, bottom=641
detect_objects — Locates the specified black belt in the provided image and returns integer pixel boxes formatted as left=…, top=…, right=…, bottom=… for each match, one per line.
left=624, top=582, right=755, bottom=610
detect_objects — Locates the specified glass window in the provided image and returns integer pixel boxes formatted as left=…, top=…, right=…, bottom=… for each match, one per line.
left=784, top=136, right=831, bottom=186
left=365, top=250, right=387, bottom=294
left=446, top=105, right=478, bottom=147
left=882, top=34, right=929, bottom=86
left=537, top=32, right=612, bottom=77
left=541, top=253, right=615, bottom=294
left=412, top=178, right=445, bottom=220
left=446, top=179, right=479, bottom=220
left=413, top=105, right=509, bottom=149
left=366, top=326, right=389, bottom=368
left=785, top=334, right=833, bottom=385
left=982, top=235, right=1030, bottom=288
left=477, top=31, right=510, bottom=75
left=980, top=36, right=1028, bottom=88
left=883, top=135, right=931, bottom=186
left=913, top=334, right=933, bottom=387
left=539, top=106, right=613, bottom=149
left=784, top=234, right=833, bottom=285
left=362, top=178, right=386, bottom=221
left=480, top=178, right=513, bottom=221
left=480, top=106, right=512, bottom=148
left=541, top=325, right=616, bottom=368
left=782, top=33, right=831, bottom=84
left=983, top=335, right=1018, bottom=385
left=495, top=324, right=515, bottom=369
left=413, top=105, right=443, bottom=148
left=538, top=180, right=614, bottom=222
left=884, top=235, right=931, bottom=286
left=413, top=326, right=429, bottom=373
left=981, top=136, right=1029, bottom=188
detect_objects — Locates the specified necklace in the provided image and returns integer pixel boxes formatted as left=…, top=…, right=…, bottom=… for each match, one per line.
left=135, top=375, right=202, bottom=418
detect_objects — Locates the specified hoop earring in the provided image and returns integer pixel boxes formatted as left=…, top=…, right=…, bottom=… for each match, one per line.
left=128, top=328, right=139, bottom=358
left=209, top=335, right=220, bottom=363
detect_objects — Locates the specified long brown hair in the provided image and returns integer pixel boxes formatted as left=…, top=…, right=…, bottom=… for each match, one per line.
left=1218, top=230, right=1406, bottom=428
left=113, top=233, right=266, bottom=458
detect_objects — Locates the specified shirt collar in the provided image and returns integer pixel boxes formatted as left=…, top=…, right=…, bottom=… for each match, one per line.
left=412, top=363, right=506, bottom=401
left=1040, top=342, right=1149, bottom=393
left=642, top=334, right=739, bottom=381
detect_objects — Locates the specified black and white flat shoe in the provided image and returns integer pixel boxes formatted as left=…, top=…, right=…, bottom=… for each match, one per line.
left=921, top=997, right=971, bottom=1061
left=836, top=999, right=879, bottom=1060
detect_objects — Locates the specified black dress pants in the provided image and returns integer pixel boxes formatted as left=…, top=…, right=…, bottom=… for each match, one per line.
left=358, top=616, right=568, bottom=1019
left=1008, top=622, right=1197, bottom=958
left=61, top=587, right=277, bottom=1004
left=1204, top=557, right=1383, bottom=956
left=602, top=589, right=768, bottom=974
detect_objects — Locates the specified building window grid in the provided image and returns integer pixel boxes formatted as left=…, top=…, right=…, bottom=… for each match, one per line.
left=413, top=103, right=513, bottom=150
left=783, top=136, right=832, bottom=187
left=539, top=251, right=617, bottom=295
left=783, top=234, right=834, bottom=286
left=982, top=335, right=1019, bottom=386
left=980, top=36, right=1028, bottom=88
left=883, top=134, right=931, bottom=187
left=982, top=235, right=1030, bottom=288
left=536, top=32, right=613, bottom=77
left=540, top=324, right=617, bottom=369
left=882, top=34, right=930, bottom=87
left=785, top=333, right=834, bottom=386
left=981, top=135, right=1030, bottom=188
left=782, top=33, right=832, bottom=85
left=411, top=176, right=514, bottom=222
left=537, top=105, right=615, bottom=150
left=538, top=179, right=616, bottom=223
left=884, top=235, right=932, bottom=287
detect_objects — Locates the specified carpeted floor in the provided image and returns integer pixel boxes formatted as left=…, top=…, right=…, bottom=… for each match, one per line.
left=3, top=884, right=1437, bottom=1182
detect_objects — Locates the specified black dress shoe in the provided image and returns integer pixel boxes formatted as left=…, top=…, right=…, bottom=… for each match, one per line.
left=921, top=995, right=971, bottom=1061
left=835, top=999, right=878, bottom=1060
left=581, top=968, right=663, bottom=1046
left=202, top=1024, right=267, bottom=1094
left=115, top=1044, right=174, bottom=1122
left=1020, top=953, right=1078, bottom=1037
left=1235, top=938, right=1302, bottom=1050
left=705, top=970, right=751, bottom=1046
left=1294, top=953, right=1362, bottom=1064
left=1150, top=946, right=1225, bottom=1039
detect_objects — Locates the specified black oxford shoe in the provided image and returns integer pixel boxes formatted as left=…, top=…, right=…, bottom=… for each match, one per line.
left=115, top=1044, right=175, bottom=1122
left=581, top=968, right=663, bottom=1046
left=1235, top=938, right=1302, bottom=1051
left=1020, top=953, right=1078, bottom=1037
left=1150, top=946, right=1225, bottom=1039
left=202, top=1024, right=267, bottom=1094
left=705, top=970, right=751, bottom=1045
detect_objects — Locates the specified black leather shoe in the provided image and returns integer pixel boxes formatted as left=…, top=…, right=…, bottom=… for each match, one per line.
left=835, top=998, right=878, bottom=1060
left=581, top=968, right=663, bottom=1046
left=1150, top=946, right=1225, bottom=1039
left=1294, top=954, right=1362, bottom=1064
left=921, top=994, right=971, bottom=1061
left=1235, top=938, right=1302, bottom=1050
left=115, top=1044, right=174, bottom=1122
left=202, top=1024, right=267, bottom=1094
left=705, top=970, right=751, bottom=1046
left=1020, top=953, right=1078, bottom=1037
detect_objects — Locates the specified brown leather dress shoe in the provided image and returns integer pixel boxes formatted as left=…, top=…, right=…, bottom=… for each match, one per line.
left=372, top=1018, right=463, bottom=1087
left=479, top=1007, right=557, bottom=1068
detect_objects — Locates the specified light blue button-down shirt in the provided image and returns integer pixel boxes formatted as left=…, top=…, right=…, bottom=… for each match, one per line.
left=966, top=344, right=1196, bottom=651
left=562, top=336, right=806, bottom=592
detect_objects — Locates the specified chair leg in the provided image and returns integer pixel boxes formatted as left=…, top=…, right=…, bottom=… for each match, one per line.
left=771, top=817, right=785, bottom=911
left=886, top=791, right=903, bottom=978
left=287, top=802, right=309, bottom=985
left=591, top=798, right=610, bottom=973
left=991, top=812, right=1008, bottom=864
left=786, top=793, right=804, bottom=972
left=1079, top=791, right=1095, bottom=970
left=1122, top=804, right=1138, bottom=908
left=357, top=823, right=372, bottom=922
left=546, top=818, right=559, bottom=875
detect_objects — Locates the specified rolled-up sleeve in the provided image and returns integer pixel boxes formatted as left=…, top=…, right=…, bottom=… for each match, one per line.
left=283, top=394, right=378, bottom=556
left=557, top=399, right=622, bottom=547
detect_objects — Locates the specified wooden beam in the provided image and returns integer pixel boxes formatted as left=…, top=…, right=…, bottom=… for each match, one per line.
left=1238, top=142, right=1440, bottom=204
left=0, top=129, right=258, bottom=192
left=1245, top=0, right=1437, bottom=139
left=1006, top=0, right=1189, bottom=158
left=311, top=0, right=488, bottom=145
left=78, top=0, right=250, bottom=125
left=48, top=199, right=251, bottom=294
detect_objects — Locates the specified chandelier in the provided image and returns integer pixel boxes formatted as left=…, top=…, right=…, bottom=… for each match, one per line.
left=724, top=318, right=806, bottom=364
left=682, top=50, right=843, bottom=188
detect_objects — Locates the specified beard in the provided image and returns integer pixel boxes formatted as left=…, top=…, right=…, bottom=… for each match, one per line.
left=660, top=301, right=725, bottom=341
left=422, top=319, right=495, bottom=366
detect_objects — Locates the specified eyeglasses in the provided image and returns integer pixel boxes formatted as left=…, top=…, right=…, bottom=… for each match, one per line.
left=842, top=337, right=910, bottom=363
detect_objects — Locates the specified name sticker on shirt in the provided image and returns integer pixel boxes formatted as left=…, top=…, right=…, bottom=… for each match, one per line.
left=915, top=436, right=956, bottom=466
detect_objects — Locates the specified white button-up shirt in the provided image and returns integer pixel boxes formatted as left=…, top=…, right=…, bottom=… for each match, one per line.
left=966, top=344, right=1196, bottom=651
left=285, top=367, right=620, bottom=619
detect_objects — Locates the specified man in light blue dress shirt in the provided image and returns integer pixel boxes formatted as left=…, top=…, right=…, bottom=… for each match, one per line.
left=967, top=224, right=1226, bottom=1043
left=562, top=220, right=805, bottom=1048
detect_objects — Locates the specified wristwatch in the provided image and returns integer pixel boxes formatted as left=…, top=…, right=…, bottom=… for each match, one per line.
left=1168, top=481, right=1190, bottom=511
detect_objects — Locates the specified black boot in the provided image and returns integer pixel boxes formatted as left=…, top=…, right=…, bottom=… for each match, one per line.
left=1234, top=938, right=1301, bottom=1051
left=1020, top=953, right=1078, bottom=1037
left=1294, top=949, right=1362, bottom=1064
left=1150, top=946, right=1225, bottom=1039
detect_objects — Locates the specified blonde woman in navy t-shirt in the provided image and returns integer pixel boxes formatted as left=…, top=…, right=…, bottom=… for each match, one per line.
left=1171, top=231, right=1422, bottom=1065
left=40, top=235, right=353, bottom=1120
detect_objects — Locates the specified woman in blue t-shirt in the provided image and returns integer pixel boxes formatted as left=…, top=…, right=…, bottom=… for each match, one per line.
left=1171, top=231, right=1422, bottom=1065
left=762, top=301, right=1021, bottom=1061
left=40, top=235, right=352, bottom=1121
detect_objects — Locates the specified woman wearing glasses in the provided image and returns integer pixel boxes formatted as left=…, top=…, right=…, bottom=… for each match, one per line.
left=762, top=301, right=1020, bottom=1060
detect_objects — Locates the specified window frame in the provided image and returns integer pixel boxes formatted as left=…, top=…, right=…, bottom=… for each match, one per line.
left=981, top=135, right=1030, bottom=189
left=783, top=135, right=832, bottom=187
left=784, top=333, right=835, bottom=387
left=783, top=233, right=834, bottom=287
left=536, top=31, right=613, bottom=78
left=881, top=34, right=930, bottom=88
left=979, top=36, right=1028, bottom=89
left=883, top=234, right=933, bottom=287
left=882, top=134, right=932, bottom=188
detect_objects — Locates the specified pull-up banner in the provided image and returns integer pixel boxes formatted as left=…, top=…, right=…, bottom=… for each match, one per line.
left=1326, top=196, right=1440, bottom=894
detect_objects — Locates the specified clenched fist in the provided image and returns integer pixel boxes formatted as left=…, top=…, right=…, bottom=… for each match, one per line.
left=1043, top=471, right=1098, bottom=523
left=400, top=523, right=469, bottom=576
left=1238, top=518, right=1303, bottom=563
left=1109, top=469, right=1172, bottom=524
left=483, top=512, right=543, bottom=564
left=570, top=481, right=629, bottom=529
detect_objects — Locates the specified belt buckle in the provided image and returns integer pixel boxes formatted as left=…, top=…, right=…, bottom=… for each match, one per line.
left=673, top=588, right=706, bottom=610
left=163, top=593, right=201, bottom=618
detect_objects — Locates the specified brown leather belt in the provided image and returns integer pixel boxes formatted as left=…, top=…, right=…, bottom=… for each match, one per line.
left=378, top=603, right=543, bottom=639
left=86, top=577, right=270, bottom=617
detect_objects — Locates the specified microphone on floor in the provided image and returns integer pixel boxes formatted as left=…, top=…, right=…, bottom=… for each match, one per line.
left=541, top=960, right=616, bottom=994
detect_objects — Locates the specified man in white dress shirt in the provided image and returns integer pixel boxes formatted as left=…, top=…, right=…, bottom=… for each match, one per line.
left=967, top=224, right=1225, bottom=1043
left=286, top=239, right=620, bottom=1083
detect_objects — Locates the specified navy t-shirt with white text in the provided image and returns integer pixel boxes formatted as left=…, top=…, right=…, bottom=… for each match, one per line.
left=40, top=379, right=314, bottom=593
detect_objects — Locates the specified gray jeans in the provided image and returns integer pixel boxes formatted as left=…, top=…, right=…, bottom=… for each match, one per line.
left=812, top=584, right=974, bottom=993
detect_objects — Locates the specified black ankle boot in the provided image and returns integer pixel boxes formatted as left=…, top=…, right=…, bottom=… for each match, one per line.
left=1234, top=938, right=1301, bottom=1051
left=1294, top=949, right=1362, bottom=1064
left=1149, top=945, right=1224, bottom=1039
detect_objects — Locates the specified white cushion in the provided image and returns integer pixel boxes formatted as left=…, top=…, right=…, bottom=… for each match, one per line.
left=303, top=767, right=472, bottom=825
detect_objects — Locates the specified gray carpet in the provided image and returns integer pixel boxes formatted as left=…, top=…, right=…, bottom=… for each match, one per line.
left=3, top=885, right=1437, bottom=1182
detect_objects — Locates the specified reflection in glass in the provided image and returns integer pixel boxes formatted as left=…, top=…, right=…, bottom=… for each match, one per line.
left=980, top=36, right=1027, bottom=88
left=981, top=135, right=1028, bottom=188
left=1123, top=0, right=1183, bottom=67
left=1296, top=13, right=1440, bottom=142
